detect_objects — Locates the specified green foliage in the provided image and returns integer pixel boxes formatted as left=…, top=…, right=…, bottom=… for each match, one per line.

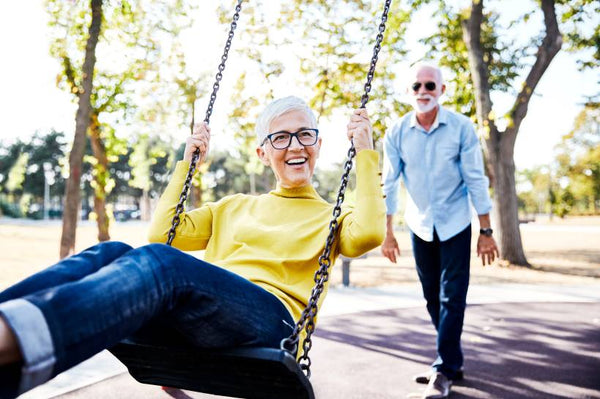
left=313, top=163, right=354, bottom=202
left=554, top=105, right=600, bottom=215
left=0, top=195, right=22, bottom=218
left=21, top=131, right=68, bottom=199
left=516, top=166, right=554, bottom=216
left=518, top=105, right=599, bottom=217
left=279, top=0, right=412, bottom=141
left=202, top=150, right=275, bottom=202
left=0, top=141, right=27, bottom=194
left=419, top=2, right=523, bottom=118
left=6, top=153, right=29, bottom=194
left=560, top=0, right=600, bottom=70
left=46, top=0, right=198, bottom=231
left=0, top=131, right=67, bottom=218
left=127, top=133, right=172, bottom=197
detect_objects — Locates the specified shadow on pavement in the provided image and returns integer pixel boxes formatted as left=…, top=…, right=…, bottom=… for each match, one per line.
left=53, top=302, right=600, bottom=399
left=311, top=302, right=600, bottom=399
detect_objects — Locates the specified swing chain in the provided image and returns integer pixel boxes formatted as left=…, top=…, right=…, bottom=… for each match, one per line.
left=167, top=0, right=244, bottom=246
left=281, top=0, right=393, bottom=378
left=205, top=0, right=243, bottom=125
left=281, top=146, right=355, bottom=378
left=361, top=0, right=391, bottom=108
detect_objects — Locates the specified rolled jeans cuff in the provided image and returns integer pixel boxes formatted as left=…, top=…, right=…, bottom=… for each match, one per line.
left=0, top=299, right=56, bottom=395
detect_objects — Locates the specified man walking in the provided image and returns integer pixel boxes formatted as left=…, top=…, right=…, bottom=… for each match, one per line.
left=382, top=63, right=498, bottom=399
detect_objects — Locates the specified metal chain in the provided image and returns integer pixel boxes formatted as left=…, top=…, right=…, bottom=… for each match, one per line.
left=167, top=0, right=243, bottom=246
left=280, top=0, right=393, bottom=378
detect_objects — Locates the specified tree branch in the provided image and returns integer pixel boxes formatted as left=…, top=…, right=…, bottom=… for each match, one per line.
left=509, top=0, right=562, bottom=137
left=461, top=0, right=497, bottom=135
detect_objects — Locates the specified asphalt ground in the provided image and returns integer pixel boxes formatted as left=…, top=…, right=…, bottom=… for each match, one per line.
left=46, top=301, right=600, bottom=399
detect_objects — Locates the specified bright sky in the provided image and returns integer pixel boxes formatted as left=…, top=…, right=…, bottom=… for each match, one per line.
left=0, top=1, right=597, bottom=172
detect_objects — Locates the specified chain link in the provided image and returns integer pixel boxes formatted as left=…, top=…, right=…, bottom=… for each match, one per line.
left=167, top=0, right=243, bottom=246
left=280, top=0, right=393, bottom=378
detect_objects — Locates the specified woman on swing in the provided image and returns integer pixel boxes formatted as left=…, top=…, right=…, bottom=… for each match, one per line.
left=0, top=96, right=385, bottom=398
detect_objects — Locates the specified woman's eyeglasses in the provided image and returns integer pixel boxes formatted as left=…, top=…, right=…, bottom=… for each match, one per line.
left=261, top=128, right=319, bottom=150
left=411, top=81, right=436, bottom=92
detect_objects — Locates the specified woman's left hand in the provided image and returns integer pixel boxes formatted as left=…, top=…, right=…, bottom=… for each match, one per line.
left=347, top=108, right=374, bottom=152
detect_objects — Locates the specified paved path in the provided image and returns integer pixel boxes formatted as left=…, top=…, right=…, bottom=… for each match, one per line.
left=18, top=283, right=600, bottom=399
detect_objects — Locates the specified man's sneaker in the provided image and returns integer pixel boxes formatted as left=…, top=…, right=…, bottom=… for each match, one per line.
left=422, top=372, right=452, bottom=399
left=413, top=368, right=464, bottom=384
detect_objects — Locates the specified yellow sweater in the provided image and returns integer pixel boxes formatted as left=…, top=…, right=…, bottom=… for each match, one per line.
left=148, top=150, right=386, bottom=322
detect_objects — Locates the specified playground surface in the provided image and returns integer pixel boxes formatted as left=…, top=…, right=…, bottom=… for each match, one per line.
left=1, top=216, right=599, bottom=398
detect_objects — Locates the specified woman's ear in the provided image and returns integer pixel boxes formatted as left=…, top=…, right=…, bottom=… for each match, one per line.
left=256, top=146, right=270, bottom=166
left=315, top=137, right=322, bottom=158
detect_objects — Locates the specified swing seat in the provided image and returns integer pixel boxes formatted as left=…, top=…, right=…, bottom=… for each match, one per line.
left=109, top=339, right=315, bottom=399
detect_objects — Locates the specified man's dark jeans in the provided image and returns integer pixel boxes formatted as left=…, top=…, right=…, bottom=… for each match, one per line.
left=0, top=242, right=294, bottom=398
left=410, top=225, right=471, bottom=380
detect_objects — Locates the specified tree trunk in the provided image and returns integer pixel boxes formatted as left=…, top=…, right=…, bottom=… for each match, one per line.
left=89, top=114, right=110, bottom=242
left=59, top=0, right=103, bottom=258
left=493, top=134, right=529, bottom=265
left=140, top=189, right=152, bottom=221
left=249, top=172, right=256, bottom=195
left=462, top=0, right=562, bottom=266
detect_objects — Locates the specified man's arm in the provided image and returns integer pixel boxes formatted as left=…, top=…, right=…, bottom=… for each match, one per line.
left=381, top=124, right=403, bottom=263
left=382, top=214, right=401, bottom=263
left=457, top=122, right=498, bottom=265
left=476, top=213, right=499, bottom=266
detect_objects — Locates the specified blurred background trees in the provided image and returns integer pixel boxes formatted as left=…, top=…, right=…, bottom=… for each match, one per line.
left=0, top=0, right=597, bottom=265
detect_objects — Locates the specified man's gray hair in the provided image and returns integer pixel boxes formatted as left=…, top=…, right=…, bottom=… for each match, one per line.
left=410, top=61, right=445, bottom=84
left=255, top=96, right=318, bottom=145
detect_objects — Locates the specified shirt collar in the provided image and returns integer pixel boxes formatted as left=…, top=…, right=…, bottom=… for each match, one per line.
left=410, top=105, right=447, bottom=133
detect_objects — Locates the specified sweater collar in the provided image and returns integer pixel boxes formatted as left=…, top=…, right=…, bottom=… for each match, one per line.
left=270, top=184, right=320, bottom=199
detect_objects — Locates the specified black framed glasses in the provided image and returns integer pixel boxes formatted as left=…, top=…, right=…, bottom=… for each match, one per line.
left=261, top=128, right=319, bottom=150
left=411, top=81, right=436, bottom=92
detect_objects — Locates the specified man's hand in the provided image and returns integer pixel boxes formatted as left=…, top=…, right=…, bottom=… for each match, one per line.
left=477, top=234, right=499, bottom=266
left=382, top=232, right=401, bottom=263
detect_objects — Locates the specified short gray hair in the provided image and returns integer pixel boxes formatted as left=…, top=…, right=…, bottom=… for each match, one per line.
left=410, top=61, right=445, bottom=85
left=255, top=96, right=318, bottom=145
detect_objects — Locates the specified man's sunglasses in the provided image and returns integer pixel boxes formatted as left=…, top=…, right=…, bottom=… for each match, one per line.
left=411, top=81, right=436, bottom=92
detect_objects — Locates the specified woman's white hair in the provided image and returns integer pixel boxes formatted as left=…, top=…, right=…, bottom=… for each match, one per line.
left=255, top=96, right=318, bottom=145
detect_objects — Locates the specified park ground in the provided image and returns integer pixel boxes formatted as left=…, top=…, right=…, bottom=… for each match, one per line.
left=1, top=216, right=599, bottom=399
left=1, top=215, right=599, bottom=289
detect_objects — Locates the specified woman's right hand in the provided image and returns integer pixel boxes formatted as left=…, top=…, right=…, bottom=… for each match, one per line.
left=183, top=122, right=211, bottom=167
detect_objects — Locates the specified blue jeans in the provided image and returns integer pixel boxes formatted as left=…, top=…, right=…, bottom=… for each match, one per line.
left=410, top=225, right=471, bottom=380
left=0, top=242, right=294, bottom=398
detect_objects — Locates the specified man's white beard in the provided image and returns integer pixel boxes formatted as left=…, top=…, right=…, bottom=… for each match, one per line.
left=412, top=94, right=438, bottom=113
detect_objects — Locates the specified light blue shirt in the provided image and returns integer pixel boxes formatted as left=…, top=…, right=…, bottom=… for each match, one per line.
left=383, top=106, right=492, bottom=242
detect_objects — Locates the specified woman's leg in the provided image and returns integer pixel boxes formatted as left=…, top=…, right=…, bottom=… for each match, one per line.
left=0, top=318, right=20, bottom=364
left=0, top=243, right=293, bottom=398
left=0, top=241, right=133, bottom=398
left=0, top=241, right=133, bottom=303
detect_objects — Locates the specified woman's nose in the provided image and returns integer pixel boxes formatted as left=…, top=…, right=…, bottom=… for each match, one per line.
left=288, top=135, right=304, bottom=150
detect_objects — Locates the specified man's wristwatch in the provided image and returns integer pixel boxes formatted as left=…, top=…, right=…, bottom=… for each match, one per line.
left=480, top=228, right=493, bottom=237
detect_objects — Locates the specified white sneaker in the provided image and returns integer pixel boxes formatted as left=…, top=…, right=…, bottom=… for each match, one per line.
left=422, top=372, right=452, bottom=399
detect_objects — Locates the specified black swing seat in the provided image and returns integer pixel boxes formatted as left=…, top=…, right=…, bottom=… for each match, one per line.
left=109, top=339, right=315, bottom=399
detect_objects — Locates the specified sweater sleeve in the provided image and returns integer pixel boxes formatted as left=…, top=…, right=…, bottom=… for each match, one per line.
left=337, top=150, right=386, bottom=258
left=147, top=161, right=213, bottom=251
